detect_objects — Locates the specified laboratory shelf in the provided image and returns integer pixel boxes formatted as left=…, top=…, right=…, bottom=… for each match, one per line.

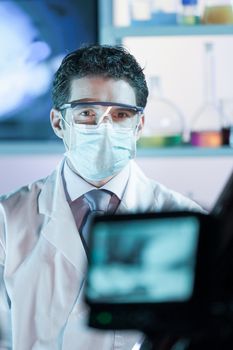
left=0, top=142, right=233, bottom=157
left=137, top=145, right=233, bottom=158
left=100, top=24, right=233, bottom=44
left=98, top=0, right=233, bottom=44
left=0, top=141, right=64, bottom=155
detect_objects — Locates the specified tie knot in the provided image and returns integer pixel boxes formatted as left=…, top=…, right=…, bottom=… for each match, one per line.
left=84, top=189, right=111, bottom=213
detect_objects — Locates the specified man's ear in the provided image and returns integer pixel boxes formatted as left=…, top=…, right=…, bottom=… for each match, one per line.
left=136, top=115, right=144, bottom=141
left=50, top=108, right=64, bottom=139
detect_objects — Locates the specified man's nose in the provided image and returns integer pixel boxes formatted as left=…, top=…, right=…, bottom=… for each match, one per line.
left=98, top=106, right=113, bottom=125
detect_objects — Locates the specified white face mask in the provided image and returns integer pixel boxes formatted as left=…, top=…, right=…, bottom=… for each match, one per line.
left=63, top=123, right=137, bottom=181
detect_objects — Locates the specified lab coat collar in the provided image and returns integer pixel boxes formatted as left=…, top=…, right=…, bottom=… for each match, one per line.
left=38, top=159, right=87, bottom=273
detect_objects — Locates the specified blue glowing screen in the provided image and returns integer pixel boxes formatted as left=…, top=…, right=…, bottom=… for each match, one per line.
left=87, top=217, right=200, bottom=303
left=0, top=0, right=97, bottom=140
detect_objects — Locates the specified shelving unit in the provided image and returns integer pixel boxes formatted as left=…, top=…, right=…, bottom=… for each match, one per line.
left=98, top=0, right=233, bottom=157
left=99, top=23, right=233, bottom=44
left=99, top=0, right=233, bottom=44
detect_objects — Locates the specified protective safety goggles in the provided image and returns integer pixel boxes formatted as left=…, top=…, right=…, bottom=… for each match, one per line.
left=59, top=101, right=144, bottom=129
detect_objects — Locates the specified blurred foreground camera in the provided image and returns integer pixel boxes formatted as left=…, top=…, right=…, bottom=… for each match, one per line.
left=84, top=172, right=233, bottom=349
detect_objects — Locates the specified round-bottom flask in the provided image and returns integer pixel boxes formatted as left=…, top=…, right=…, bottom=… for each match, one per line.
left=190, top=42, right=223, bottom=147
left=190, top=104, right=223, bottom=147
left=138, top=76, right=184, bottom=147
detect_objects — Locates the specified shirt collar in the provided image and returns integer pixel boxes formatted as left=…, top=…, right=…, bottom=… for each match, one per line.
left=62, top=158, right=130, bottom=202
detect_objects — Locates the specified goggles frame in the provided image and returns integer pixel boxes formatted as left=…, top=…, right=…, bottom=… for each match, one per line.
left=59, top=101, right=144, bottom=129
left=59, top=101, right=144, bottom=114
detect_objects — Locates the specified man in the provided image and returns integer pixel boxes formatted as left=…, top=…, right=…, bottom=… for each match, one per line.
left=0, top=45, right=203, bottom=350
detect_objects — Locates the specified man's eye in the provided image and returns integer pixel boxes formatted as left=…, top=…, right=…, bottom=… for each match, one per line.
left=78, top=109, right=95, bottom=117
left=115, top=110, right=132, bottom=119
left=118, top=113, right=127, bottom=118
left=72, top=108, right=97, bottom=124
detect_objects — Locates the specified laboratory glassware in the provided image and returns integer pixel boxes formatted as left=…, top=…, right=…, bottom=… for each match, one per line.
left=190, top=42, right=223, bottom=147
left=138, top=76, right=185, bottom=147
left=202, top=0, right=233, bottom=24
left=219, top=98, right=233, bottom=146
left=177, top=0, right=200, bottom=25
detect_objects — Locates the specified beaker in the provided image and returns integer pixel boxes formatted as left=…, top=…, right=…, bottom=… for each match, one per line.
left=130, top=0, right=152, bottom=23
left=138, top=76, right=184, bottom=147
left=202, top=0, right=233, bottom=24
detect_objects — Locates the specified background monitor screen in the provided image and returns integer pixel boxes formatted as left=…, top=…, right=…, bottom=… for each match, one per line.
left=86, top=216, right=200, bottom=304
left=0, top=0, right=98, bottom=140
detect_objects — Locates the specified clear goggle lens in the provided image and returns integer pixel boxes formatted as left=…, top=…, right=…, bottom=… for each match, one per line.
left=60, top=102, right=143, bottom=130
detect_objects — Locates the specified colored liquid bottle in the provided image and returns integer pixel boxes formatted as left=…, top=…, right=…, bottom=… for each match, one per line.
left=177, top=0, right=200, bottom=25
left=220, top=98, right=233, bottom=147
left=138, top=76, right=184, bottom=148
left=190, top=42, right=223, bottom=147
left=202, top=0, right=233, bottom=24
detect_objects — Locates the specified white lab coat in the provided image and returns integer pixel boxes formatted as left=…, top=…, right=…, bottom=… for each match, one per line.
left=0, top=159, right=202, bottom=350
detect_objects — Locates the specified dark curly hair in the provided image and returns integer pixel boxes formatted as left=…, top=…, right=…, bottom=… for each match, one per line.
left=52, top=44, right=148, bottom=109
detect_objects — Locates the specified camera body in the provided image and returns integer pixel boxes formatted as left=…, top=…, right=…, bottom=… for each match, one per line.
left=84, top=211, right=223, bottom=335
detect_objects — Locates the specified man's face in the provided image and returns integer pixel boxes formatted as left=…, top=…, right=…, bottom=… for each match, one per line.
left=50, top=76, right=144, bottom=186
left=51, top=76, right=144, bottom=142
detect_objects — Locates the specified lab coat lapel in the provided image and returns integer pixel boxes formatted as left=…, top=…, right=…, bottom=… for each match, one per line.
left=38, top=160, right=87, bottom=273
left=117, top=160, right=156, bottom=213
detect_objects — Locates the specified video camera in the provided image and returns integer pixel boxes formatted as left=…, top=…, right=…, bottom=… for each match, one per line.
left=84, top=171, right=233, bottom=348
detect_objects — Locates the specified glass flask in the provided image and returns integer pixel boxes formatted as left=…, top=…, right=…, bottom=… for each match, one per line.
left=190, top=42, right=223, bottom=147
left=202, top=0, right=233, bottom=24
left=138, top=76, right=184, bottom=147
left=177, top=0, right=200, bottom=25
left=113, top=0, right=131, bottom=27
left=130, top=0, right=152, bottom=23
left=129, top=0, right=178, bottom=26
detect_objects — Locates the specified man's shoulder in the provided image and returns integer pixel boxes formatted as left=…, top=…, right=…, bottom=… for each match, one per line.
left=0, top=176, right=47, bottom=210
left=129, top=161, right=204, bottom=212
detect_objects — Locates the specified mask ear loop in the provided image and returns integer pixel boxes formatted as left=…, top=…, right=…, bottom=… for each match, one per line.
left=59, top=112, right=73, bottom=151
left=131, top=112, right=143, bottom=159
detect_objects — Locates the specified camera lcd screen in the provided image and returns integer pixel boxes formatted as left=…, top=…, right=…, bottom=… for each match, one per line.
left=86, top=215, right=200, bottom=304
